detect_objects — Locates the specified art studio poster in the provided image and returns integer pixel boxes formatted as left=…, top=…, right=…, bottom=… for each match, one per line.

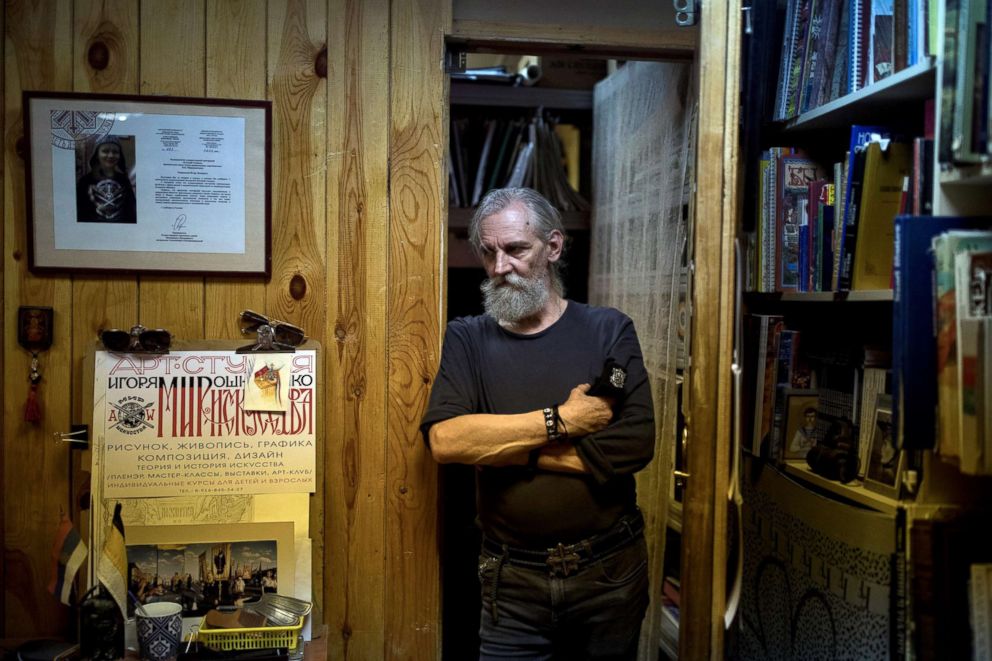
left=94, top=350, right=316, bottom=498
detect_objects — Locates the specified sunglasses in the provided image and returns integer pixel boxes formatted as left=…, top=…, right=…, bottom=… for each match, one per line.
left=240, top=310, right=307, bottom=348
left=100, top=325, right=172, bottom=353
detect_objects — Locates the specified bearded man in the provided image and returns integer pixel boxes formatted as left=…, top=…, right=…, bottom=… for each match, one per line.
left=421, top=188, right=656, bottom=659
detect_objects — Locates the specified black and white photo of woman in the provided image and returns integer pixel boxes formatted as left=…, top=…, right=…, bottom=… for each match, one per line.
left=76, top=135, right=137, bottom=223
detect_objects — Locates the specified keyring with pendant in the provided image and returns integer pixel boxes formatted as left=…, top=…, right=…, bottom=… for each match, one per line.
left=18, top=306, right=54, bottom=424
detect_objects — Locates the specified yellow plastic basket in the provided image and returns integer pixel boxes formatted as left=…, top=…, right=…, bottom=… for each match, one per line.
left=191, top=614, right=304, bottom=651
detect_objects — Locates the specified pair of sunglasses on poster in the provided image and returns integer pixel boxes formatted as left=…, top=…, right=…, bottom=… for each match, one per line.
left=240, top=310, right=307, bottom=349
left=99, top=311, right=306, bottom=354
left=100, top=325, right=172, bottom=354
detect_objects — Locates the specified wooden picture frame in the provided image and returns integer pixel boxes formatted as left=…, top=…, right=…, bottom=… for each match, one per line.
left=23, top=91, right=271, bottom=277
left=864, top=394, right=903, bottom=497
left=781, top=388, right=819, bottom=460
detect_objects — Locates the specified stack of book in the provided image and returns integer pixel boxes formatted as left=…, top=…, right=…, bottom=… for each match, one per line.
left=750, top=123, right=934, bottom=293
left=773, top=0, right=936, bottom=121
left=448, top=113, right=587, bottom=212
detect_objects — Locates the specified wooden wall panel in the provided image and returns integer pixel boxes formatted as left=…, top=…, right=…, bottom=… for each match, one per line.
left=204, top=0, right=268, bottom=338
left=1, top=0, right=6, bottom=631
left=324, top=1, right=390, bottom=657
left=385, top=0, right=448, bottom=657
left=265, top=0, right=328, bottom=622
left=3, top=0, right=74, bottom=638
left=69, top=0, right=140, bottom=563
left=137, top=0, right=206, bottom=338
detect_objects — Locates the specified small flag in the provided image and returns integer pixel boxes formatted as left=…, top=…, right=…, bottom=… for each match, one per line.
left=47, top=511, right=87, bottom=606
left=96, top=503, right=128, bottom=618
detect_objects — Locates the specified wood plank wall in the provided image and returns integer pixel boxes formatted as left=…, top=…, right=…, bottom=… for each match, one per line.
left=1, top=2, right=447, bottom=658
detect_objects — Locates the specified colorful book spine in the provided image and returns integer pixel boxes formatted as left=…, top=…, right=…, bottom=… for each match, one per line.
left=868, top=0, right=895, bottom=85
left=751, top=315, right=785, bottom=455
left=932, top=231, right=992, bottom=462
left=775, top=0, right=802, bottom=120
left=955, top=250, right=992, bottom=473
left=939, top=0, right=961, bottom=163
left=777, top=155, right=825, bottom=291
left=785, top=0, right=815, bottom=119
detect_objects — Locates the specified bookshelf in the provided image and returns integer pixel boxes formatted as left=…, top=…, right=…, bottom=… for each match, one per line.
left=746, top=289, right=893, bottom=303
left=740, top=2, right=992, bottom=658
left=781, top=58, right=936, bottom=132
left=446, top=80, right=595, bottom=303
left=781, top=459, right=900, bottom=515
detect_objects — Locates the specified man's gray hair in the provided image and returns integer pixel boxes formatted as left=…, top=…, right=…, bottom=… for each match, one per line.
left=468, top=187, right=567, bottom=294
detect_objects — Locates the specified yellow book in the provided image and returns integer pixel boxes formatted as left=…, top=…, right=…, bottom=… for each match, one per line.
left=554, top=123, right=580, bottom=192
left=851, top=141, right=912, bottom=290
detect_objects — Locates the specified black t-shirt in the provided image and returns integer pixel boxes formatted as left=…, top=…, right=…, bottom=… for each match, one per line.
left=421, top=301, right=655, bottom=548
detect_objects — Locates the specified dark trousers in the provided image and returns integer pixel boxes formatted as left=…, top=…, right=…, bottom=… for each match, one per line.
left=477, top=533, right=649, bottom=660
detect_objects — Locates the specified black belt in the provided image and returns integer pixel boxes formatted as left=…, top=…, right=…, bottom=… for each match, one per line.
left=482, top=510, right=644, bottom=578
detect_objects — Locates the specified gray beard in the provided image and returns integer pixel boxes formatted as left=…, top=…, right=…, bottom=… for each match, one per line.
left=480, top=271, right=551, bottom=324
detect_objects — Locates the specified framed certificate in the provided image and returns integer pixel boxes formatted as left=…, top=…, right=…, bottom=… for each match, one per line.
left=23, top=91, right=271, bottom=276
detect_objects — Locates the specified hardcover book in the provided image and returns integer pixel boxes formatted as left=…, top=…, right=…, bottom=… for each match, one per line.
left=748, top=314, right=785, bottom=455
left=850, top=141, right=912, bottom=290
left=868, top=0, right=895, bottom=84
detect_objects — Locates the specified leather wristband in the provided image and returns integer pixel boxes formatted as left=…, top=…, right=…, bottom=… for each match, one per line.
left=542, top=407, right=560, bottom=442
left=542, top=405, right=568, bottom=443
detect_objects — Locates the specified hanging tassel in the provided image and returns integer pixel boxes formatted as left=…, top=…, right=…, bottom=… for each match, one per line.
left=25, top=381, right=41, bottom=423
left=25, top=353, right=42, bottom=424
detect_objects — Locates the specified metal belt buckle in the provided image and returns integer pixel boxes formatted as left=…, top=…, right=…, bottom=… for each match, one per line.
left=546, top=543, right=581, bottom=577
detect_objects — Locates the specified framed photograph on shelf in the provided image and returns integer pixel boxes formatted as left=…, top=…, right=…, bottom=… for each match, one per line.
left=864, top=394, right=903, bottom=497
left=23, top=91, right=271, bottom=277
left=781, top=388, right=819, bottom=461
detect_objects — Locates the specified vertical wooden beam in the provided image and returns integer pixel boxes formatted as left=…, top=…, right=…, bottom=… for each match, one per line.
left=386, top=0, right=449, bottom=658
left=324, top=0, right=390, bottom=658
left=264, top=0, right=328, bottom=621
left=680, top=1, right=740, bottom=659
left=137, top=0, right=206, bottom=337
left=1, top=0, right=7, bottom=632
left=204, top=0, right=268, bottom=338
left=3, top=0, right=74, bottom=638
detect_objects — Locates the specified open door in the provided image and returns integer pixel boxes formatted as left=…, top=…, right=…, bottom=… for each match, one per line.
left=679, top=1, right=743, bottom=658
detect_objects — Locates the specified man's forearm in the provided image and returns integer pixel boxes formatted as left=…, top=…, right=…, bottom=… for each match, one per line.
left=536, top=443, right=588, bottom=473
left=428, top=411, right=547, bottom=465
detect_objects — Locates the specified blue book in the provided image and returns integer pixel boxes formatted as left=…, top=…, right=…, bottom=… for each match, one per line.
left=892, top=215, right=992, bottom=449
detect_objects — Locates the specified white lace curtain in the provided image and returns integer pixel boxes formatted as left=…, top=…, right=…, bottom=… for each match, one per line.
left=590, top=59, right=696, bottom=497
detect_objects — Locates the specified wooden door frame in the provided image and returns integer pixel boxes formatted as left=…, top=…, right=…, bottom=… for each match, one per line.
left=444, top=5, right=741, bottom=659
left=680, top=1, right=742, bottom=658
